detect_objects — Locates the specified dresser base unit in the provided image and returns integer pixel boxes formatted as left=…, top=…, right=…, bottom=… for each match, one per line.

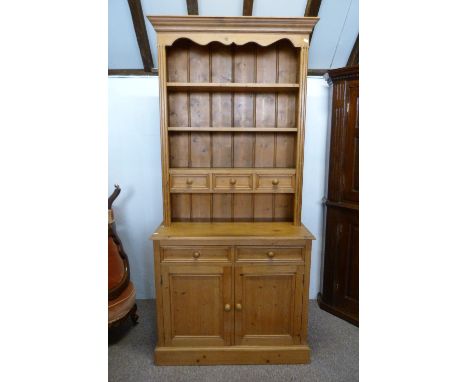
left=151, top=222, right=315, bottom=366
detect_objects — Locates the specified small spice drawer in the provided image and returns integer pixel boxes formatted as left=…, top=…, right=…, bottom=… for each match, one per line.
left=255, top=174, right=295, bottom=193
left=161, top=246, right=231, bottom=262
left=213, top=174, right=253, bottom=192
left=170, top=174, right=210, bottom=192
left=235, top=246, right=304, bottom=263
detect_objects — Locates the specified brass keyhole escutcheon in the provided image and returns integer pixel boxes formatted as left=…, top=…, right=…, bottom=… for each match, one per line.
left=224, top=304, right=231, bottom=312
left=267, top=251, right=275, bottom=258
left=229, top=178, right=237, bottom=185
left=193, top=251, right=200, bottom=259
left=235, top=303, right=242, bottom=311
left=186, top=178, right=193, bottom=185
left=272, top=179, right=279, bottom=186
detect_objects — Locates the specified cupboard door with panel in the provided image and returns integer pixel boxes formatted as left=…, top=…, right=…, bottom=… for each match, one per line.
left=321, top=207, right=358, bottom=322
left=161, top=264, right=233, bottom=346
left=234, top=264, right=304, bottom=346
left=334, top=209, right=358, bottom=316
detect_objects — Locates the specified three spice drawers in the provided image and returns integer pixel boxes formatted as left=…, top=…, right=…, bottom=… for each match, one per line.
left=169, top=169, right=296, bottom=193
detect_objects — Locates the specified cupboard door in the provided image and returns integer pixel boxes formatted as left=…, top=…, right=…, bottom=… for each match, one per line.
left=234, top=264, right=304, bottom=346
left=333, top=208, right=359, bottom=318
left=161, top=264, right=233, bottom=346
left=322, top=207, right=359, bottom=323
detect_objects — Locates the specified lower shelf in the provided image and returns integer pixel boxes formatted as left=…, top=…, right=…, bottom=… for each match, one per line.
left=154, top=345, right=311, bottom=365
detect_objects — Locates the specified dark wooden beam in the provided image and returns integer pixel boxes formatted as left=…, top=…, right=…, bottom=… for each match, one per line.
left=109, top=69, right=332, bottom=78
left=186, top=0, right=199, bottom=15
left=243, top=0, right=254, bottom=16
left=127, top=0, right=154, bottom=72
left=108, top=69, right=158, bottom=76
left=347, top=35, right=359, bottom=67
left=304, top=0, right=321, bottom=17
left=304, top=0, right=321, bottom=46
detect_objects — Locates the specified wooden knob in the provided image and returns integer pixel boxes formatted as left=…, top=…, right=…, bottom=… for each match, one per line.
left=267, top=251, right=275, bottom=258
left=229, top=178, right=237, bottom=185
left=224, top=304, right=231, bottom=312
left=193, top=251, right=200, bottom=259
left=235, top=303, right=242, bottom=311
left=186, top=178, right=193, bottom=185
left=272, top=179, right=279, bottom=185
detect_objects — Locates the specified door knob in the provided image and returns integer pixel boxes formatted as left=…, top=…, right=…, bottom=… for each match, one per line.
left=224, top=304, right=231, bottom=312
left=186, top=178, right=193, bottom=185
left=229, top=178, right=237, bottom=185
left=272, top=179, right=279, bottom=185
left=235, top=303, right=242, bottom=311
left=193, top=251, right=200, bottom=259
left=267, top=251, right=275, bottom=258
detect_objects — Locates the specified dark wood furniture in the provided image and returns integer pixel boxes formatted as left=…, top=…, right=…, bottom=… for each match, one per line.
left=147, top=16, right=318, bottom=365
left=318, top=66, right=359, bottom=326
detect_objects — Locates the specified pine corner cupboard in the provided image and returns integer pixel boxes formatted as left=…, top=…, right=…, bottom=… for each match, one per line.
left=148, top=16, right=318, bottom=366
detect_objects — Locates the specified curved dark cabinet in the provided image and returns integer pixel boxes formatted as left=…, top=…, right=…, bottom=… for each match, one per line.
left=318, top=66, right=359, bottom=326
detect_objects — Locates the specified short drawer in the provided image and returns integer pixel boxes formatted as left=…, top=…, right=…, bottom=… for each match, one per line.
left=170, top=174, right=210, bottom=192
left=236, top=246, right=304, bottom=263
left=213, top=174, right=253, bottom=191
left=161, top=246, right=231, bottom=262
left=255, top=174, right=295, bottom=193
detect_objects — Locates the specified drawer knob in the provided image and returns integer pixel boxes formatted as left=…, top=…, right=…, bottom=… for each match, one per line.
left=229, top=178, right=237, bottom=185
left=267, top=251, right=275, bottom=258
left=235, top=303, right=242, bottom=311
left=193, top=251, right=200, bottom=259
left=272, top=179, right=279, bottom=185
left=224, top=304, right=231, bottom=312
left=186, top=178, right=193, bottom=185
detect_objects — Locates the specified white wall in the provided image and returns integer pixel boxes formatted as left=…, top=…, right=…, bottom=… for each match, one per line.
left=108, top=76, right=330, bottom=299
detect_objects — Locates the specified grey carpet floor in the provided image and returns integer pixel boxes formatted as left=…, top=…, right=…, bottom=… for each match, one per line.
left=109, top=300, right=358, bottom=382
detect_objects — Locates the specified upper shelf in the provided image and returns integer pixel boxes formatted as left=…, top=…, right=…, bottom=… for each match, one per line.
left=166, top=83, right=299, bottom=92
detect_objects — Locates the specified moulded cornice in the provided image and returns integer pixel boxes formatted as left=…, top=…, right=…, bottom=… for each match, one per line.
left=324, top=66, right=359, bottom=85
left=147, top=16, right=319, bottom=48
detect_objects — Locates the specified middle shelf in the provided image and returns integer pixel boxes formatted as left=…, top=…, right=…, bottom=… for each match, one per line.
left=166, top=82, right=299, bottom=92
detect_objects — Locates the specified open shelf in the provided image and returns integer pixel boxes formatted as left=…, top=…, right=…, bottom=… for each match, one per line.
left=166, top=82, right=299, bottom=92
left=168, top=127, right=298, bottom=132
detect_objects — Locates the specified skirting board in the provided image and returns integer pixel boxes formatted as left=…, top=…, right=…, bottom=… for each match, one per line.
left=155, top=345, right=311, bottom=365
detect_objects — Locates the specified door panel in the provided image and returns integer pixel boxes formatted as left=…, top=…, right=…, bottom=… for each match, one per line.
left=337, top=210, right=359, bottom=313
left=235, top=264, right=304, bottom=346
left=322, top=207, right=359, bottom=320
left=343, top=80, right=359, bottom=203
left=161, top=264, right=233, bottom=346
